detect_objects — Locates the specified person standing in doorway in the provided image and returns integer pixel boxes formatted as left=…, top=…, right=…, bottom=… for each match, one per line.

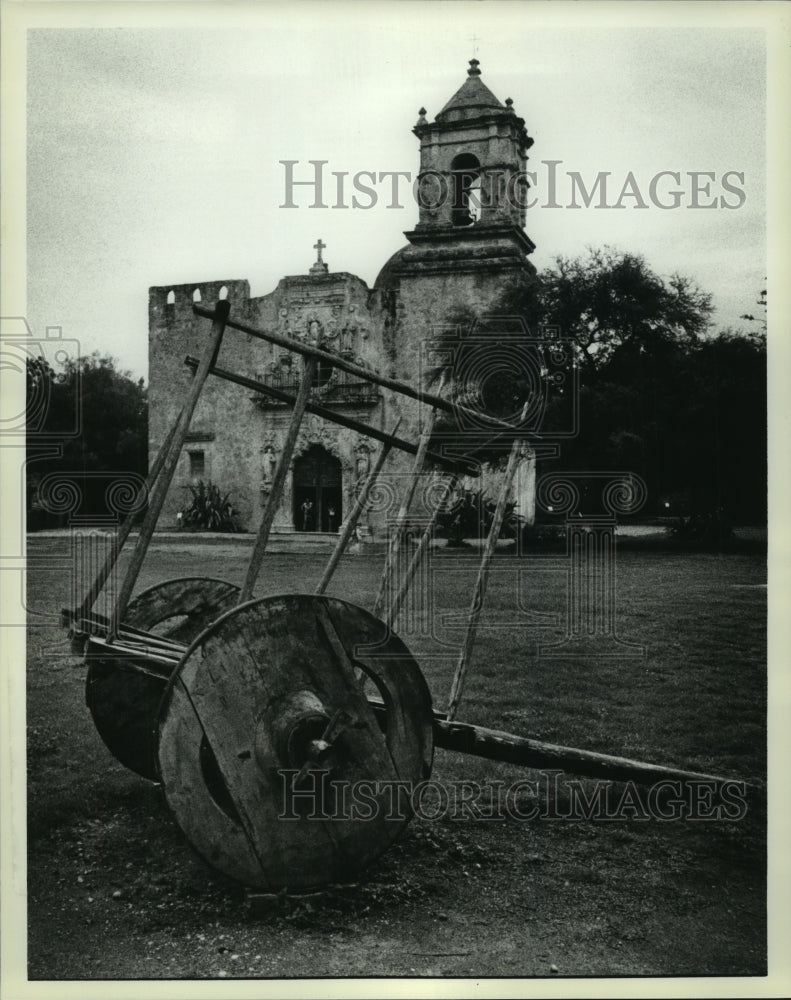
left=301, top=499, right=313, bottom=531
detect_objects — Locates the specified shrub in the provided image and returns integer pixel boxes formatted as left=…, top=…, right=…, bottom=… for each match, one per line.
left=435, top=489, right=523, bottom=547
left=182, top=480, right=240, bottom=533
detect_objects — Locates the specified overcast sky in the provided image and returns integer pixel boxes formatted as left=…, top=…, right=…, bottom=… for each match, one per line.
left=21, top=4, right=770, bottom=379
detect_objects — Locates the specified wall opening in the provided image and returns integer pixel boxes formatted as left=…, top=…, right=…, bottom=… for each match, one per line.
left=293, top=446, right=342, bottom=532
left=219, top=286, right=229, bottom=300
left=451, top=153, right=481, bottom=227
left=188, top=450, right=205, bottom=480
left=193, top=288, right=202, bottom=303
left=166, top=290, right=176, bottom=306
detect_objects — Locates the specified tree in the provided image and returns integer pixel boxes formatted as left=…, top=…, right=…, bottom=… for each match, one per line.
left=426, top=249, right=713, bottom=464
left=740, top=284, right=767, bottom=333
left=535, top=256, right=765, bottom=522
left=427, top=248, right=763, bottom=523
left=27, top=352, right=148, bottom=525
left=682, top=327, right=766, bottom=522
left=539, top=246, right=713, bottom=372
left=59, top=354, right=148, bottom=474
left=424, top=277, right=553, bottom=468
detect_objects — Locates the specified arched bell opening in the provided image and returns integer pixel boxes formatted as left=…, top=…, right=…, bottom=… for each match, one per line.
left=451, top=152, right=482, bottom=228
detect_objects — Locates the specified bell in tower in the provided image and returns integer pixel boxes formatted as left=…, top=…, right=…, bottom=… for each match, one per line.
left=403, top=59, right=536, bottom=274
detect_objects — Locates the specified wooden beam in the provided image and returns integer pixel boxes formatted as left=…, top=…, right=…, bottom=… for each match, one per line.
left=366, top=700, right=758, bottom=793
left=446, top=429, right=526, bottom=720
left=372, top=378, right=445, bottom=619
left=75, top=401, right=186, bottom=620
left=433, top=715, right=757, bottom=791
left=384, top=473, right=459, bottom=629
left=315, top=417, right=402, bottom=596
left=192, top=303, right=532, bottom=436
left=184, top=356, right=478, bottom=476
left=238, top=358, right=317, bottom=603
left=108, top=301, right=231, bottom=639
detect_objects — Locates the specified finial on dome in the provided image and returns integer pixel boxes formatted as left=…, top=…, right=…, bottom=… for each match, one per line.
left=467, top=58, right=481, bottom=77
left=416, top=107, right=428, bottom=126
left=505, top=97, right=514, bottom=112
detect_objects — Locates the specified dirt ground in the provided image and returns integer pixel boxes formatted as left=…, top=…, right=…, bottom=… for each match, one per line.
left=23, top=538, right=767, bottom=983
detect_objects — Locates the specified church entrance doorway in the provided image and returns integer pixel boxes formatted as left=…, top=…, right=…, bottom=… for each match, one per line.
left=293, top=445, right=342, bottom=532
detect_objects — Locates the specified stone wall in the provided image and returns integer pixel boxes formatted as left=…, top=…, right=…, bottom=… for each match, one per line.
left=149, top=260, right=540, bottom=536
left=149, top=271, right=398, bottom=533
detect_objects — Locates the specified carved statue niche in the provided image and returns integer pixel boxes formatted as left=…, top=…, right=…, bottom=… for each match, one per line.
left=355, top=437, right=373, bottom=483
left=262, top=443, right=278, bottom=489
left=306, top=317, right=323, bottom=346
left=340, top=324, right=357, bottom=355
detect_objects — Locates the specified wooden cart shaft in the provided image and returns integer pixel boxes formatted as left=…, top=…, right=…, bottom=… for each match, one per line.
left=75, top=620, right=750, bottom=794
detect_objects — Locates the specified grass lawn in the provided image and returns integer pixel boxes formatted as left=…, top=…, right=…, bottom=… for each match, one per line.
left=24, top=536, right=767, bottom=979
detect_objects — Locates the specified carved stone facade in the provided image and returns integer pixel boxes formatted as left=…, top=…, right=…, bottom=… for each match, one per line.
left=148, top=62, right=540, bottom=536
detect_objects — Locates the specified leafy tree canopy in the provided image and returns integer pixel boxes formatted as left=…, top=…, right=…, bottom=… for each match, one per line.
left=428, top=249, right=764, bottom=522
left=27, top=352, right=148, bottom=523
left=538, top=246, right=714, bottom=371
left=27, top=351, right=147, bottom=473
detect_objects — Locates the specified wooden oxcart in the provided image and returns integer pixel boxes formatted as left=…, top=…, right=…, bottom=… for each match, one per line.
left=63, top=300, right=750, bottom=893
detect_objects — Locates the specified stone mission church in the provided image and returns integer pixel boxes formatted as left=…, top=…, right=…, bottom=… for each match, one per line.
left=148, top=60, right=540, bottom=537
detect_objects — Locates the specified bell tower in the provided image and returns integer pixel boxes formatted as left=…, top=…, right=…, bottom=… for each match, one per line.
left=403, top=59, right=536, bottom=273
left=373, top=58, right=541, bottom=402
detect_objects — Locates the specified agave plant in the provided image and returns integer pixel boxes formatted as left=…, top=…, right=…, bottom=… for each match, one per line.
left=182, top=480, right=240, bottom=533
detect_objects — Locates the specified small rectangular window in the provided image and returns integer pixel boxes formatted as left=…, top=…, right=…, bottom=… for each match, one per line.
left=188, top=451, right=205, bottom=479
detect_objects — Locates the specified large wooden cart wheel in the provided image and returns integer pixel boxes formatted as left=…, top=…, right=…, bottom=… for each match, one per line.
left=86, top=578, right=240, bottom=780
left=157, top=594, right=434, bottom=891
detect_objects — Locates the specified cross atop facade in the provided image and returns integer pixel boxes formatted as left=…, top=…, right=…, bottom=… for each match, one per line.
left=309, top=238, right=328, bottom=275
left=471, top=34, right=479, bottom=57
